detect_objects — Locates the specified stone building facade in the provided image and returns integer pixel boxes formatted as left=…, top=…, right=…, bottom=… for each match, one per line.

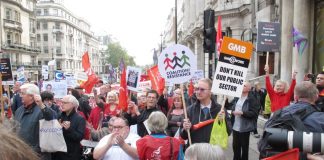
left=36, top=0, right=103, bottom=77
left=162, top=0, right=321, bottom=83
left=0, top=0, right=40, bottom=81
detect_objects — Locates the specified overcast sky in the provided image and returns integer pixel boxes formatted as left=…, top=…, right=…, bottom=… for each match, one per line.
left=65, top=0, right=174, bottom=66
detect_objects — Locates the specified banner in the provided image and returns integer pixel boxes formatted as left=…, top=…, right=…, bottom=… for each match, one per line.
left=42, top=65, right=49, bottom=80
left=158, top=44, right=197, bottom=84
left=42, top=81, right=68, bottom=98
left=190, top=70, right=204, bottom=83
left=17, top=66, right=26, bottom=82
left=257, top=22, right=281, bottom=52
left=0, top=58, right=14, bottom=85
left=126, top=66, right=141, bottom=92
left=148, top=65, right=164, bottom=94
left=138, top=80, right=151, bottom=91
left=211, top=37, right=253, bottom=97
left=54, top=70, right=65, bottom=81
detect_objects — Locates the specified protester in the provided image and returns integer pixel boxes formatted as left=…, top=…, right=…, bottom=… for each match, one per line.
left=71, top=88, right=91, bottom=119
left=52, top=95, right=86, bottom=160
left=40, top=91, right=61, bottom=116
left=96, top=80, right=104, bottom=87
left=136, top=92, right=147, bottom=111
left=136, top=111, right=182, bottom=159
left=184, top=143, right=225, bottom=160
left=125, top=89, right=163, bottom=137
left=315, top=71, right=324, bottom=111
left=11, top=81, right=23, bottom=115
left=181, top=78, right=231, bottom=144
left=259, top=81, right=324, bottom=159
left=167, top=93, right=184, bottom=137
left=0, top=126, right=39, bottom=160
left=227, top=82, right=259, bottom=160
left=90, top=116, right=117, bottom=141
left=93, top=117, right=140, bottom=160
left=14, top=83, right=56, bottom=159
left=264, top=65, right=297, bottom=112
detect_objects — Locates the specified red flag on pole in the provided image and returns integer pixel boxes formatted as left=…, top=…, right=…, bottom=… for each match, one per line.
left=216, top=16, right=222, bottom=58
left=80, top=51, right=98, bottom=93
left=188, top=80, right=194, bottom=97
left=118, top=64, right=128, bottom=112
left=148, top=65, right=165, bottom=95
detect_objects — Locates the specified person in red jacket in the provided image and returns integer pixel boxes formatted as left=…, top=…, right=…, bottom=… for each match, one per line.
left=136, top=111, right=183, bottom=160
left=264, top=65, right=297, bottom=112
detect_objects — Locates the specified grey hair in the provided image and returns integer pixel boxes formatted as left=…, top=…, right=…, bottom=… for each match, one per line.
left=185, top=143, right=225, bottom=160
left=198, top=78, right=213, bottom=89
left=64, top=95, right=79, bottom=107
left=20, top=83, right=40, bottom=95
left=294, top=81, right=319, bottom=101
left=147, top=111, right=168, bottom=133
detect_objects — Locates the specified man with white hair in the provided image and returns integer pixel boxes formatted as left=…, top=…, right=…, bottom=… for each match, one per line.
left=14, top=83, right=56, bottom=159
left=52, top=95, right=86, bottom=160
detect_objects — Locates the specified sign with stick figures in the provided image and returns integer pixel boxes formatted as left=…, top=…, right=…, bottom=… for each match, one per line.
left=158, top=44, right=197, bottom=84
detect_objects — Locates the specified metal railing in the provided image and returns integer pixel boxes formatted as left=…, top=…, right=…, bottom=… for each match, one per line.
left=2, top=43, right=41, bottom=53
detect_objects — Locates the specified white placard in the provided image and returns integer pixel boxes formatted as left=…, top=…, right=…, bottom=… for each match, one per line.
left=42, top=81, right=68, bottom=98
left=126, top=66, right=141, bottom=92
left=158, top=44, right=197, bottom=84
left=74, top=72, right=88, bottom=81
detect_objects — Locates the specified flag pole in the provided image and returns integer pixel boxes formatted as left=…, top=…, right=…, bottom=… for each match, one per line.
left=0, top=73, right=4, bottom=123
left=266, top=52, right=269, bottom=66
left=180, top=84, right=192, bottom=145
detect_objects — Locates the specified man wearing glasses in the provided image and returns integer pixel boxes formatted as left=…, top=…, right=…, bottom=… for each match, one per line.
left=93, top=117, right=140, bottom=160
left=14, top=83, right=56, bottom=159
left=125, top=90, right=162, bottom=137
left=181, top=78, right=231, bottom=144
left=52, top=95, right=85, bottom=160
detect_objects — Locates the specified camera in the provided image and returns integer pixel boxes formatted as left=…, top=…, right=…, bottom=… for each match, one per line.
left=307, top=73, right=316, bottom=79
left=266, top=128, right=324, bottom=153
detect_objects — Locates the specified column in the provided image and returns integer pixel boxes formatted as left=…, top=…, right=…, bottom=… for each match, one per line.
left=293, top=0, right=311, bottom=82
left=280, top=0, right=293, bottom=82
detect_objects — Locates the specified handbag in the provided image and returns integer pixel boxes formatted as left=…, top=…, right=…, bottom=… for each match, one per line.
left=39, top=119, right=67, bottom=152
left=209, top=116, right=228, bottom=149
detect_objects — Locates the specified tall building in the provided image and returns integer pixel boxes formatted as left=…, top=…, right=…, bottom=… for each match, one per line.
left=36, top=0, right=103, bottom=77
left=162, top=0, right=321, bottom=83
left=0, top=0, right=40, bottom=81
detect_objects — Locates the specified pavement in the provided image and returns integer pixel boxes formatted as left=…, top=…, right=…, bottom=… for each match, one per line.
left=224, top=116, right=268, bottom=160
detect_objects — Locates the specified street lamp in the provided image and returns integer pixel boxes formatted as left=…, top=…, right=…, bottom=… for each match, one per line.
left=160, top=33, right=163, bottom=52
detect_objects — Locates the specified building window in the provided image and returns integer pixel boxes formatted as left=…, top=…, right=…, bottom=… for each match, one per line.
left=44, top=46, right=48, bottom=53
left=52, top=9, right=58, bottom=16
left=56, top=34, right=61, bottom=42
left=37, top=34, right=40, bottom=41
left=56, top=47, right=61, bottom=54
left=14, top=10, right=20, bottom=22
left=44, top=9, right=48, bottom=15
left=43, top=34, right=48, bottom=41
left=38, top=61, right=41, bottom=65
left=36, top=9, right=41, bottom=15
left=37, top=22, right=40, bottom=29
left=6, top=33, right=12, bottom=44
left=15, top=33, right=20, bottom=44
left=43, top=22, right=48, bottom=30
left=6, top=8, right=11, bottom=20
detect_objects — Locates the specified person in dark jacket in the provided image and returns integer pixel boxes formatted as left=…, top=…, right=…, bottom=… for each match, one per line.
left=41, top=91, right=61, bottom=116
left=52, top=95, right=86, bottom=160
left=315, top=72, right=324, bottom=111
left=227, top=82, right=259, bottom=160
left=124, top=90, right=163, bottom=137
left=11, top=81, right=23, bottom=115
left=181, top=78, right=231, bottom=144
left=14, top=83, right=56, bottom=160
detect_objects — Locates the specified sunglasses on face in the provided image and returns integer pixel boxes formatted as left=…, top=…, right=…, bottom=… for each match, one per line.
left=194, top=87, right=210, bottom=92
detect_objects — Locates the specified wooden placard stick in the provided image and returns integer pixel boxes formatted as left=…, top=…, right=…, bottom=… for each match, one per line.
left=180, top=83, right=192, bottom=145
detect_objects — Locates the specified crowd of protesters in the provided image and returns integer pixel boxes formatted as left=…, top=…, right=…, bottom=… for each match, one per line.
left=0, top=65, right=324, bottom=160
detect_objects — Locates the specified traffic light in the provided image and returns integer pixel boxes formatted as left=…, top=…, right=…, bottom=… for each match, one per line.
left=203, top=9, right=216, bottom=54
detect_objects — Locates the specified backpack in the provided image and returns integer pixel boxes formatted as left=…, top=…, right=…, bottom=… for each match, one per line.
left=258, top=104, right=317, bottom=159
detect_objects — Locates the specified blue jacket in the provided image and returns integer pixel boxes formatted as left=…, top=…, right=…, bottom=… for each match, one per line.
left=15, top=102, right=56, bottom=154
left=11, top=92, right=23, bottom=114
left=280, top=101, right=324, bottom=133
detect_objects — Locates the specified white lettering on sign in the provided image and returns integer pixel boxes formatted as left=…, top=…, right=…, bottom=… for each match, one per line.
left=228, top=43, right=246, bottom=54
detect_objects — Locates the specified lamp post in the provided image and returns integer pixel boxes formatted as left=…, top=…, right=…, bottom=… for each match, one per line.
left=160, top=33, right=163, bottom=52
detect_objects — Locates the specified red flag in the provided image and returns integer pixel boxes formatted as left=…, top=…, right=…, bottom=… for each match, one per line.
left=80, top=51, right=98, bottom=93
left=82, top=51, right=91, bottom=71
left=148, top=65, right=165, bottom=95
left=262, top=148, right=299, bottom=160
left=188, top=80, right=194, bottom=97
left=216, top=16, right=222, bottom=58
left=118, top=67, right=128, bottom=112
